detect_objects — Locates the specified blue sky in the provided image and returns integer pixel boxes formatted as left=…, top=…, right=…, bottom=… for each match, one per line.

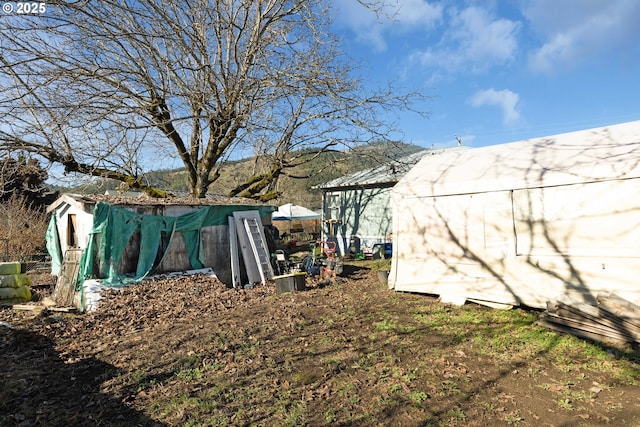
left=331, top=0, right=640, bottom=149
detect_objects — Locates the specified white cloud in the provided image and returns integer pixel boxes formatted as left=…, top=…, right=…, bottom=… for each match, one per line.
left=332, top=0, right=442, bottom=52
left=522, top=0, right=640, bottom=73
left=413, top=6, right=519, bottom=73
left=469, top=89, right=521, bottom=125
left=332, top=1, right=386, bottom=51
left=395, top=0, right=443, bottom=27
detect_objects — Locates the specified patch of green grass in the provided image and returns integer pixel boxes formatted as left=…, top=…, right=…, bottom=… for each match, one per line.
left=409, top=390, right=429, bottom=404
left=438, top=380, right=462, bottom=397
left=159, top=394, right=219, bottom=422
left=448, top=407, right=465, bottom=420
left=319, top=314, right=336, bottom=325
left=375, top=319, right=397, bottom=331
left=503, top=411, right=525, bottom=425
left=367, top=259, right=391, bottom=271
left=177, top=367, right=203, bottom=381
left=481, top=402, right=496, bottom=412
left=569, top=389, right=594, bottom=403
left=201, top=415, right=230, bottom=426
left=338, top=382, right=362, bottom=406
left=400, top=368, right=418, bottom=384
left=388, top=383, right=403, bottom=393
left=202, top=382, right=234, bottom=403
left=281, top=401, right=307, bottom=427
left=324, top=408, right=337, bottom=423
left=323, top=357, right=345, bottom=374
left=351, top=352, right=378, bottom=370
left=292, top=372, right=320, bottom=385
left=557, top=398, right=573, bottom=411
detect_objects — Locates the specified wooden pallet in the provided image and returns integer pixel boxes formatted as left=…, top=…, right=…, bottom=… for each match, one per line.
left=539, top=293, right=640, bottom=346
left=53, top=248, right=83, bottom=308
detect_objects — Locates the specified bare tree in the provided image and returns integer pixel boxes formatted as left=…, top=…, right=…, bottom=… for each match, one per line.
left=0, top=155, right=57, bottom=207
left=0, top=194, right=50, bottom=259
left=0, top=0, right=427, bottom=199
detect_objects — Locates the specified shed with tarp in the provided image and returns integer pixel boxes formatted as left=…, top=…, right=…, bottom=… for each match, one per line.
left=46, top=194, right=275, bottom=308
left=389, top=120, right=640, bottom=309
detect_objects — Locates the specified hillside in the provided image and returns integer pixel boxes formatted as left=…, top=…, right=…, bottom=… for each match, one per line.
left=60, top=142, right=425, bottom=209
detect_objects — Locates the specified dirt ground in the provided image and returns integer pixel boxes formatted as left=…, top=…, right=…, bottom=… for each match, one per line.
left=1, top=264, right=639, bottom=426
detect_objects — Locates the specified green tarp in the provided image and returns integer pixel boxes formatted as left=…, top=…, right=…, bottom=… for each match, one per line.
left=46, top=201, right=273, bottom=295
left=46, top=215, right=63, bottom=276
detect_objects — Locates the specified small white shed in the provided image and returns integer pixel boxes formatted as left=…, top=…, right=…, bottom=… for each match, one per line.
left=389, top=120, right=640, bottom=308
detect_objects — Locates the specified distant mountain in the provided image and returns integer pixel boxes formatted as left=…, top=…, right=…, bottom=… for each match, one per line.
left=58, top=141, right=425, bottom=209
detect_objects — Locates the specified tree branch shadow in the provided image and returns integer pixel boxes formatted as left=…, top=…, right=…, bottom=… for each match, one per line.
left=0, top=326, right=164, bottom=427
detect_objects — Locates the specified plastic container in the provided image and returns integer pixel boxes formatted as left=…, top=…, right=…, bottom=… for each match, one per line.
left=372, top=243, right=393, bottom=259
left=274, top=272, right=306, bottom=293
left=349, top=236, right=361, bottom=254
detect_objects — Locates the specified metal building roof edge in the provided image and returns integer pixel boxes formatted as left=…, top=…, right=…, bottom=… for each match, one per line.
left=316, top=148, right=465, bottom=190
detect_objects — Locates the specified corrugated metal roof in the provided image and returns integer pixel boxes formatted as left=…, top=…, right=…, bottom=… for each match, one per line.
left=316, top=147, right=468, bottom=190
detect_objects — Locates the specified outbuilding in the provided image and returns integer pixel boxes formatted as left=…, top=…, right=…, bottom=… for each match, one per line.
left=46, top=194, right=275, bottom=293
left=316, top=149, right=446, bottom=256
left=389, top=120, right=640, bottom=308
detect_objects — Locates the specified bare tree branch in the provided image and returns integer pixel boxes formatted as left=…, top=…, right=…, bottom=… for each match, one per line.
left=0, top=0, right=428, bottom=198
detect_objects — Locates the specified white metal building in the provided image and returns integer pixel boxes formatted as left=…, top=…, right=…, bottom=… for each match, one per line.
left=389, top=121, right=640, bottom=308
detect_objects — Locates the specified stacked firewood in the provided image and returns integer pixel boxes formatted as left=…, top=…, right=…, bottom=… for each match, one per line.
left=539, top=293, right=640, bottom=347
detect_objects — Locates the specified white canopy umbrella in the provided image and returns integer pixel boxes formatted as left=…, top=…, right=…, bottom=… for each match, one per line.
left=272, top=203, right=321, bottom=221
left=272, top=204, right=321, bottom=242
